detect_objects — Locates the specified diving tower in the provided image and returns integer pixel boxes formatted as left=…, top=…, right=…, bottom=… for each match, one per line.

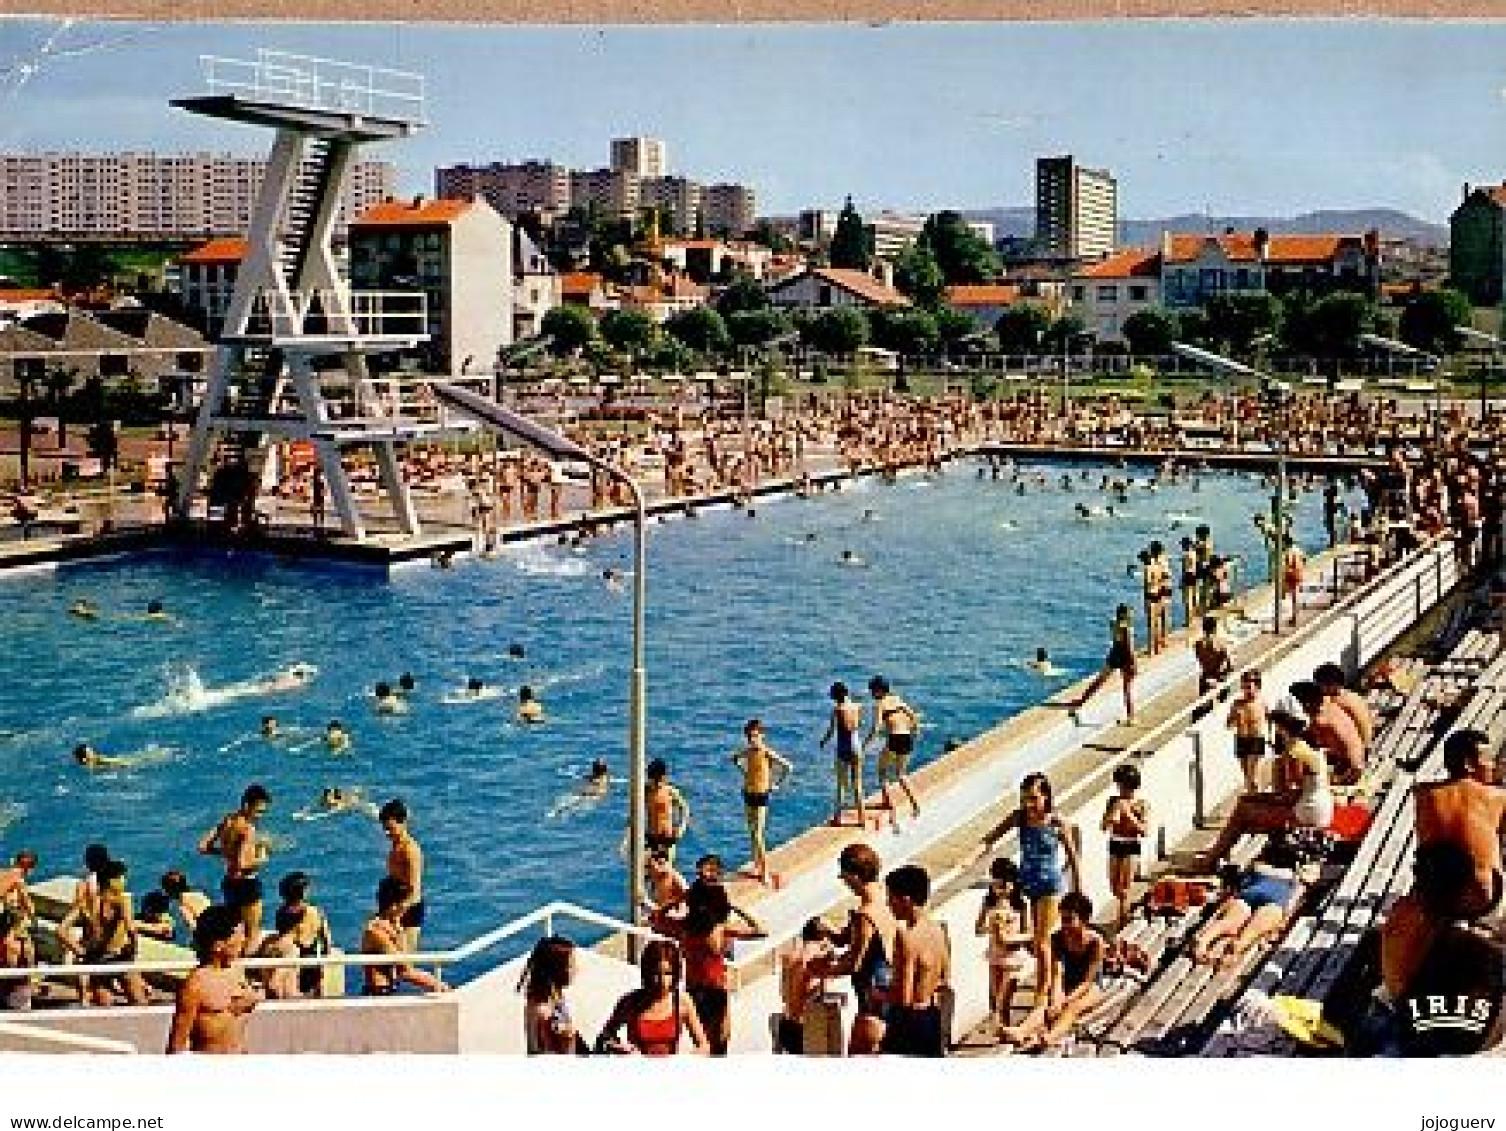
left=171, top=51, right=466, bottom=541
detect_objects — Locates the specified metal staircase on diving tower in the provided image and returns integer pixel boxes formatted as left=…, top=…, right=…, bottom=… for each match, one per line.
left=171, top=51, right=445, bottom=542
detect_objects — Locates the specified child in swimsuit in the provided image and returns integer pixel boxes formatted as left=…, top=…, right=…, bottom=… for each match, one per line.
left=1226, top=669, right=1269, bottom=794
left=1100, top=763, right=1150, bottom=929
left=975, top=858, right=1033, bottom=1037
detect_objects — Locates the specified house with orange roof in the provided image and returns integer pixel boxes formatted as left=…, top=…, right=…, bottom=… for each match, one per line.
left=1158, top=229, right=1380, bottom=309
left=1067, top=248, right=1161, bottom=343
left=1450, top=182, right=1506, bottom=305
left=177, top=237, right=249, bottom=338
left=944, top=283, right=1023, bottom=330
left=658, top=238, right=776, bottom=282
left=0, top=286, right=65, bottom=328
left=766, top=265, right=910, bottom=311
left=349, top=194, right=513, bottom=374
left=619, top=272, right=711, bottom=323
left=560, top=271, right=618, bottom=314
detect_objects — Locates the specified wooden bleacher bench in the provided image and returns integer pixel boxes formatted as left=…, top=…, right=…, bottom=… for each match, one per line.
left=1202, top=634, right=1506, bottom=1056
left=1068, top=630, right=1499, bottom=1057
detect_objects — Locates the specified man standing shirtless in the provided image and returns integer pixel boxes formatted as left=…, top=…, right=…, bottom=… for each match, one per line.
left=379, top=798, right=425, bottom=953
left=733, top=719, right=793, bottom=885
left=881, top=864, right=951, bottom=1057
left=166, top=905, right=261, bottom=1054
left=643, top=758, right=690, bottom=866
left=199, top=784, right=271, bottom=945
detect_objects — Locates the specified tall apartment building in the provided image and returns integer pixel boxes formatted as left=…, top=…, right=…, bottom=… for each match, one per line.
left=610, top=136, right=667, bottom=179
left=702, top=183, right=756, bottom=238
left=570, top=168, right=641, bottom=223
left=0, top=152, right=396, bottom=239
left=433, top=160, right=572, bottom=219
left=641, top=175, right=703, bottom=236
left=1035, top=155, right=1118, bottom=261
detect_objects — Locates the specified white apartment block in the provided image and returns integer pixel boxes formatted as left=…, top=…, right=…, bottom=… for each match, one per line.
left=610, top=136, right=666, bottom=178
left=641, top=175, right=703, bottom=236
left=570, top=168, right=641, bottom=223
left=868, top=211, right=999, bottom=261
left=434, top=161, right=573, bottom=219
left=1036, top=155, right=1118, bottom=261
left=0, top=152, right=396, bottom=239
left=703, top=183, right=756, bottom=238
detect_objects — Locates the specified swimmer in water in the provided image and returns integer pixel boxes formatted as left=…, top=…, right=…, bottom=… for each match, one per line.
left=603, top=569, right=625, bottom=595
left=516, top=685, right=545, bottom=725
left=324, top=721, right=351, bottom=753
left=1026, top=648, right=1066, bottom=678
left=72, top=742, right=167, bottom=770
left=259, top=663, right=317, bottom=694
left=432, top=550, right=455, bottom=570
left=861, top=509, right=880, bottom=523
left=838, top=550, right=868, bottom=568
left=294, top=787, right=378, bottom=821
left=145, top=600, right=170, bottom=621
left=507, top=644, right=526, bottom=660
left=374, top=683, right=408, bottom=715
left=546, top=760, right=613, bottom=819
left=68, top=599, right=100, bottom=620
left=260, top=716, right=279, bottom=740
left=398, top=673, right=417, bottom=696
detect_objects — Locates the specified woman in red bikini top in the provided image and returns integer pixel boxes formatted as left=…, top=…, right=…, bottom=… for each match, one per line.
left=596, top=939, right=710, bottom=1056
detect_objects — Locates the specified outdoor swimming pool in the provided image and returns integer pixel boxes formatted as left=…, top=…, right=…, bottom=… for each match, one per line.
left=0, top=459, right=1349, bottom=952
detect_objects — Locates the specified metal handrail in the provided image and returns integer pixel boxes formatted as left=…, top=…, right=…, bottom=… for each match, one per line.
left=249, top=287, right=428, bottom=340
left=20, top=901, right=658, bottom=988
left=200, top=50, right=425, bottom=124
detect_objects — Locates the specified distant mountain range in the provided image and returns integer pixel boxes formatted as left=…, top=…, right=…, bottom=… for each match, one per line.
left=959, top=207, right=1448, bottom=248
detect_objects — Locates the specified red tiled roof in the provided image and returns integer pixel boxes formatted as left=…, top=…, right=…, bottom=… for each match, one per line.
left=945, top=284, right=1022, bottom=306
left=353, top=199, right=474, bottom=228
left=561, top=272, right=605, bottom=297
left=1164, top=233, right=1354, bottom=265
left=0, top=288, right=61, bottom=303
left=796, top=267, right=910, bottom=306
left=180, top=237, right=248, bottom=264
left=1079, top=249, right=1160, bottom=279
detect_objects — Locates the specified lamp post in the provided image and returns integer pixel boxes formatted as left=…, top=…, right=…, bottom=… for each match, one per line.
left=1172, top=341, right=1293, bottom=633
left=427, top=385, right=648, bottom=933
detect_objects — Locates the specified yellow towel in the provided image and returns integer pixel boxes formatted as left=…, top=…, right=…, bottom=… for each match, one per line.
left=1271, top=995, right=1346, bottom=1050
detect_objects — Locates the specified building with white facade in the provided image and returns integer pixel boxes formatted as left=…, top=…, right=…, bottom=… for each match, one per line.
left=1068, top=249, right=1161, bottom=342
left=766, top=266, right=909, bottom=310
left=1036, top=155, right=1118, bottom=262
left=610, top=137, right=667, bottom=179
left=348, top=195, right=514, bottom=373
left=177, top=237, right=249, bottom=338
left=0, top=151, right=396, bottom=239
left=512, top=227, right=560, bottom=340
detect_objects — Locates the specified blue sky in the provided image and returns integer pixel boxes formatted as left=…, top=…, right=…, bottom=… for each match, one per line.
left=3, top=18, right=1506, bottom=224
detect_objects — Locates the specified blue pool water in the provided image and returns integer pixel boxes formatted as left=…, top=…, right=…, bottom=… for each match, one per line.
left=0, top=460, right=1347, bottom=952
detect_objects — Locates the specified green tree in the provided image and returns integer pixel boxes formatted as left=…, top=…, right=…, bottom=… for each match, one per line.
left=1042, top=314, right=1090, bottom=351
left=1285, top=292, right=1382, bottom=358
left=727, top=308, right=794, bottom=350
left=599, top=308, right=660, bottom=355
left=646, top=337, right=695, bottom=373
left=828, top=196, right=873, bottom=272
left=43, top=365, right=80, bottom=446
left=934, top=306, right=979, bottom=350
left=871, top=308, right=939, bottom=356
left=664, top=306, right=731, bottom=357
left=994, top=304, right=1052, bottom=353
left=1121, top=308, right=1180, bottom=356
left=804, top=307, right=870, bottom=355
left=1398, top=288, right=1473, bottom=357
left=922, top=211, right=1001, bottom=284
left=716, top=274, right=772, bottom=317
left=1202, top=292, right=1283, bottom=355
left=747, top=220, right=793, bottom=255
left=540, top=306, right=598, bottom=356
left=893, top=238, right=946, bottom=308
